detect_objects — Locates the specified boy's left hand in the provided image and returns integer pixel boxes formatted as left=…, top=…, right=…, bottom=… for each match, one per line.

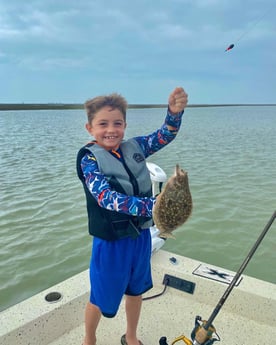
left=168, top=87, right=188, bottom=114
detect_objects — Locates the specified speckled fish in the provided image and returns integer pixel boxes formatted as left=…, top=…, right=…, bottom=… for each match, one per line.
left=153, top=164, right=192, bottom=238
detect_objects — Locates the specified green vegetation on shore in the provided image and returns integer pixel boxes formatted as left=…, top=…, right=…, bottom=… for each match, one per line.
left=0, top=103, right=275, bottom=111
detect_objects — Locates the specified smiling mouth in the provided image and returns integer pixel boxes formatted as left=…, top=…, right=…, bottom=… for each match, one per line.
left=104, top=136, right=117, bottom=139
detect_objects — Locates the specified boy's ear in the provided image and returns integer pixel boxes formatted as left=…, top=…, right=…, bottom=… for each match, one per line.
left=85, top=122, right=93, bottom=134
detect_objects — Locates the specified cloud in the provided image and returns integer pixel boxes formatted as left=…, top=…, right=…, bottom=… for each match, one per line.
left=0, top=0, right=275, bottom=103
left=0, top=6, right=78, bottom=43
left=17, top=56, right=90, bottom=71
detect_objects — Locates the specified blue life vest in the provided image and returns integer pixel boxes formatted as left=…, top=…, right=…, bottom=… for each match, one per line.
left=76, top=139, right=153, bottom=240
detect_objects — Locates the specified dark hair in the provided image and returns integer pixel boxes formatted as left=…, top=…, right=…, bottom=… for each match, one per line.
left=85, top=93, right=128, bottom=123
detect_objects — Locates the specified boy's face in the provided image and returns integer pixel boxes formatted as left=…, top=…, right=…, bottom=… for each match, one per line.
left=86, top=106, right=126, bottom=151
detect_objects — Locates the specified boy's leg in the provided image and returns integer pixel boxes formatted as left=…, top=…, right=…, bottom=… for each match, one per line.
left=124, top=295, right=142, bottom=345
left=83, top=302, right=101, bottom=345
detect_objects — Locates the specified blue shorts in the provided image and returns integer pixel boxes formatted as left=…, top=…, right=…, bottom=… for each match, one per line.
left=89, top=228, right=152, bottom=317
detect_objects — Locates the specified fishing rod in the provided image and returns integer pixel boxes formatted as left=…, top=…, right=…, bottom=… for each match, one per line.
left=159, top=210, right=276, bottom=345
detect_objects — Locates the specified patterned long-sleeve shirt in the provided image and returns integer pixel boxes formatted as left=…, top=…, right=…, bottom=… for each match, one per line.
left=80, top=110, right=183, bottom=219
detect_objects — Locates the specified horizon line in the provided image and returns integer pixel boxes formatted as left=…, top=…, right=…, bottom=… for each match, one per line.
left=0, top=103, right=276, bottom=111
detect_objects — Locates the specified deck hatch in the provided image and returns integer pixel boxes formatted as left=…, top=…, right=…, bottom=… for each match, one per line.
left=193, top=264, right=243, bottom=286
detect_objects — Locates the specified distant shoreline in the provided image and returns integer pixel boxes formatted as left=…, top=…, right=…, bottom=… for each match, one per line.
left=0, top=103, right=275, bottom=111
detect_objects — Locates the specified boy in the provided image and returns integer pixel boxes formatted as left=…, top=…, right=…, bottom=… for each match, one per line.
left=76, top=87, right=188, bottom=345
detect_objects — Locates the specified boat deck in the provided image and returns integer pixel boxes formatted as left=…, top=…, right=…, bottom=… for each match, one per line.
left=1, top=250, right=275, bottom=345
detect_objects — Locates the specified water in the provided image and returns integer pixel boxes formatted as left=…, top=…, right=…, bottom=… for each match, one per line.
left=0, top=106, right=275, bottom=312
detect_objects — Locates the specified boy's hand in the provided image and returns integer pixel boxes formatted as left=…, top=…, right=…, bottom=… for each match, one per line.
left=168, top=87, right=188, bottom=114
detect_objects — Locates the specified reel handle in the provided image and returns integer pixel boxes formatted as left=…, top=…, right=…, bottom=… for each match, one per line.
left=159, top=335, right=193, bottom=345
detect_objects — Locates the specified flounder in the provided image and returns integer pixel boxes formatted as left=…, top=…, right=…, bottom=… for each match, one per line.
left=153, top=164, right=192, bottom=238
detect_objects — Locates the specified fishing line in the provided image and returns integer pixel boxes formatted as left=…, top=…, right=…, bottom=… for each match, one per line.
left=235, top=7, right=271, bottom=43
left=225, top=7, right=271, bottom=51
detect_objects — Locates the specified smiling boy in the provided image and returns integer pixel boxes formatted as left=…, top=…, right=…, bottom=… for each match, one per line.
left=76, top=87, right=188, bottom=345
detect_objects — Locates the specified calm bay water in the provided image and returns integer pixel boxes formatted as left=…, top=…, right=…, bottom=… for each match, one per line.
left=0, top=106, right=275, bottom=312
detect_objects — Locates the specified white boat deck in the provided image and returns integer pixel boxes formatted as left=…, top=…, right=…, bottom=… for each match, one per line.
left=1, top=250, right=275, bottom=345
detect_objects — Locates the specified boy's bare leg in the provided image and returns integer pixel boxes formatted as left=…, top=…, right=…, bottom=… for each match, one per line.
left=83, top=302, right=101, bottom=345
left=124, top=295, right=142, bottom=345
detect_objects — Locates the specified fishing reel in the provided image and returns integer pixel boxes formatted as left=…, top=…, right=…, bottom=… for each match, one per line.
left=190, top=316, right=220, bottom=345
left=159, top=315, right=220, bottom=345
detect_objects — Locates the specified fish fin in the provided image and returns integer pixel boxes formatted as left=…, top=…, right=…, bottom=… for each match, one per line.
left=159, top=232, right=176, bottom=239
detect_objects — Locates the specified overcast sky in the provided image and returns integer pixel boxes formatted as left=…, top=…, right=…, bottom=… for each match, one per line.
left=0, top=0, right=275, bottom=104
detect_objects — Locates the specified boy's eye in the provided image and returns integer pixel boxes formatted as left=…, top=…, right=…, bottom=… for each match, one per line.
left=97, top=121, right=124, bottom=127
